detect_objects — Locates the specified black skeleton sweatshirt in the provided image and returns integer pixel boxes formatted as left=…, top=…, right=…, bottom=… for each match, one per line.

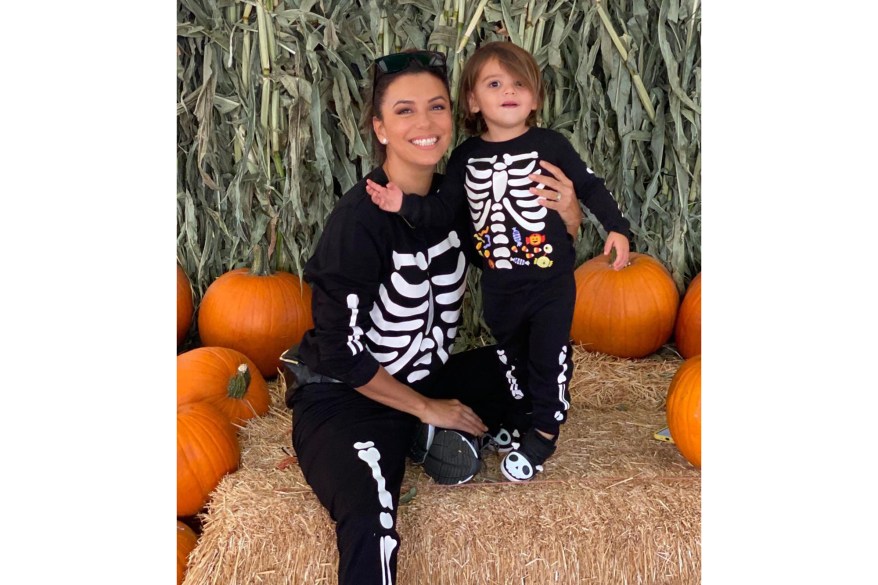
left=398, top=127, right=630, bottom=287
left=296, top=167, right=472, bottom=388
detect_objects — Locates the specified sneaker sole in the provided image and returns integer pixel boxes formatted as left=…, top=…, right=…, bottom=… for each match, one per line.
left=422, top=430, right=481, bottom=485
left=409, top=423, right=435, bottom=464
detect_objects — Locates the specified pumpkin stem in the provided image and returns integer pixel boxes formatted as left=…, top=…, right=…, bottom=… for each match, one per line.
left=227, top=364, right=252, bottom=399
left=250, top=244, right=273, bottom=277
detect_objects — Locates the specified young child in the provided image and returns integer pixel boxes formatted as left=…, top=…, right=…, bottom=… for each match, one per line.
left=366, top=41, right=631, bottom=482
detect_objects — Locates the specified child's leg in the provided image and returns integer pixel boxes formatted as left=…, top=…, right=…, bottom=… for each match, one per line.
left=479, top=291, right=535, bottom=448
left=500, top=276, right=576, bottom=482
left=521, top=275, right=575, bottom=439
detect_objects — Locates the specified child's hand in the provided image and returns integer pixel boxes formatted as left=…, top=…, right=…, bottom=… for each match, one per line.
left=604, top=232, right=630, bottom=270
left=365, top=179, right=403, bottom=212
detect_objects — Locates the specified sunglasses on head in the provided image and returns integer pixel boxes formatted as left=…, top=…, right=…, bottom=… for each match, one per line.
left=372, top=50, right=448, bottom=85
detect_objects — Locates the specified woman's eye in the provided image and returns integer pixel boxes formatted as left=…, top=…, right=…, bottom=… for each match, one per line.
left=395, top=108, right=412, bottom=115
left=431, top=104, right=446, bottom=111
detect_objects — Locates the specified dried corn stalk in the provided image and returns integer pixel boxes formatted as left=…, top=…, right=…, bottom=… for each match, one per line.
left=177, top=0, right=701, bottom=346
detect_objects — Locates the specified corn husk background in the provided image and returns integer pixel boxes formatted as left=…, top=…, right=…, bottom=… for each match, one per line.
left=177, top=0, right=701, bottom=347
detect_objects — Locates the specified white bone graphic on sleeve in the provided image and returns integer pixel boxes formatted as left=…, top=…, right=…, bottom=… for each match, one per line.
left=346, top=293, right=364, bottom=355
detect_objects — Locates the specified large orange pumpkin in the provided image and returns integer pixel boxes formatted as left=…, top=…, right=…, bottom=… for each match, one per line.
left=674, top=272, right=701, bottom=358
left=177, top=520, right=198, bottom=585
left=197, top=246, right=313, bottom=378
left=666, top=354, right=701, bottom=468
left=177, top=401, right=240, bottom=517
left=177, top=346, right=270, bottom=425
left=570, top=252, right=680, bottom=358
left=177, top=264, right=194, bottom=347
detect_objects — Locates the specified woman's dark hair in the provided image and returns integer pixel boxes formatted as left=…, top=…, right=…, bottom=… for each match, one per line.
left=360, top=49, right=452, bottom=165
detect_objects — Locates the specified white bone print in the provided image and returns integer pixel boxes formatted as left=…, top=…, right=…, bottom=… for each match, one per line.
left=346, top=294, right=364, bottom=354
left=496, top=348, right=524, bottom=399
left=365, top=231, right=465, bottom=383
left=554, top=345, right=571, bottom=421
left=354, top=441, right=398, bottom=585
left=465, top=152, right=547, bottom=269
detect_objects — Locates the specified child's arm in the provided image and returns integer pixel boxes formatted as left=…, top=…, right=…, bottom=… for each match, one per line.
left=365, top=179, right=403, bottom=212
left=603, top=231, right=630, bottom=271
left=364, top=149, right=468, bottom=227
left=544, top=135, right=632, bottom=270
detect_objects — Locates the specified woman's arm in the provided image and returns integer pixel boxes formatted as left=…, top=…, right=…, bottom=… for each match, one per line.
left=357, top=368, right=488, bottom=435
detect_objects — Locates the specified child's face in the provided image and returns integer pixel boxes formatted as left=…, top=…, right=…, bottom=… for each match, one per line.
left=467, top=58, right=538, bottom=135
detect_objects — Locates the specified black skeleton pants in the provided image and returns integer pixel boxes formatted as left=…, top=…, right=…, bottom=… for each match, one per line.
left=481, top=273, right=576, bottom=438
left=289, top=346, right=510, bottom=585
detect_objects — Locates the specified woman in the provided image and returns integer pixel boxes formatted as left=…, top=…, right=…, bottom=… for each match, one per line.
left=280, top=49, right=584, bottom=585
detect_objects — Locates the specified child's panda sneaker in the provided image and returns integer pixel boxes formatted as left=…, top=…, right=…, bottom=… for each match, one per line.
left=500, top=427, right=557, bottom=482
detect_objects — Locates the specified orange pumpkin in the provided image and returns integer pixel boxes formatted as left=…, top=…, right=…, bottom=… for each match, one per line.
left=177, top=401, right=240, bottom=517
left=177, top=346, right=270, bottom=425
left=197, top=246, right=313, bottom=378
left=177, top=520, right=198, bottom=585
left=177, top=264, right=194, bottom=347
left=674, top=272, right=701, bottom=358
left=666, top=355, right=701, bottom=468
left=570, top=252, right=680, bottom=358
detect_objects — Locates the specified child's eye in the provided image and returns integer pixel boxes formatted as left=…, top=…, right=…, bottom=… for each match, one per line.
left=488, top=81, right=500, bottom=88
left=515, top=80, right=524, bottom=87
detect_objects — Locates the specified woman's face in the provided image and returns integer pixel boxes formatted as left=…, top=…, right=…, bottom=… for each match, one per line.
left=372, top=72, right=453, bottom=170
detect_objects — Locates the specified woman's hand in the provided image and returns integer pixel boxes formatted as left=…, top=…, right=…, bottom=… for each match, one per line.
left=420, top=398, right=488, bottom=436
left=529, top=160, right=583, bottom=239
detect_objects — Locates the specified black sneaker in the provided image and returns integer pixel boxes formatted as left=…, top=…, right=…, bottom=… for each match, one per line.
left=422, top=429, right=481, bottom=485
left=409, top=423, right=436, bottom=464
left=499, top=428, right=557, bottom=482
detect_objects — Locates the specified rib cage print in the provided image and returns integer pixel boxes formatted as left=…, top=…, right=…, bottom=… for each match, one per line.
left=365, top=230, right=466, bottom=383
left=466, top=151, right=554, bottom=270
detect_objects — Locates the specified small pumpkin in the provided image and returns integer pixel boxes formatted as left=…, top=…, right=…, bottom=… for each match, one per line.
left=570, top=252, right=680, bottom=358
left=674, top=272, right=701, bottom=358
left=177, top=263, right=194, bottom=347
left=666, top=354, right=701, bottom=468
left=177, top=401, right=241, bottom=517
left=197, top=245, right=313, bottom=377
left=177, top=346, right=270, bottom=425
left=177, top=520, right=198, bottom=585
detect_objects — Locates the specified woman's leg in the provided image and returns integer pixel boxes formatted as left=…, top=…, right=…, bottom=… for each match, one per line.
left=291, top=383, right=417, bottom=585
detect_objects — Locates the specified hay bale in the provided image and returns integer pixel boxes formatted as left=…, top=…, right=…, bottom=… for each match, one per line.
left=184, top=346, right=700, bottom=584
